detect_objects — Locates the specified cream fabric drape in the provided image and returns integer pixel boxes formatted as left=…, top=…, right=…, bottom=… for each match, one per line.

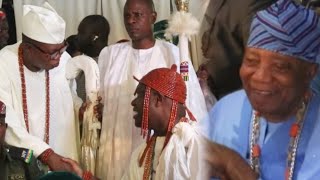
left=13, top=0, right=209, bottom=68
left=188, top=0, right=210, bottom=69
left=65, top=55, right=101, bottom=175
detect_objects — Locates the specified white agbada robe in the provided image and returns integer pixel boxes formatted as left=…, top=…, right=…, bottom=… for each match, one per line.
left=0, top=43, right=79, bottom=160
left=122, top=122, right=205, bottom=180
left=96, top=40, right=207, bottom=179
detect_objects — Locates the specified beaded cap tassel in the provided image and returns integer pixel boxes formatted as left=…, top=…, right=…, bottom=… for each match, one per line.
left=134, top=64, right=196, bottom=180
left=141, top=87, right=151, bottom=140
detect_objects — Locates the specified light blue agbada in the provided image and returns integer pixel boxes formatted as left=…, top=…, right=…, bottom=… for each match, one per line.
left=203, top=0, right=320, bottom=179
left=205, top=90, right=320, bottom=180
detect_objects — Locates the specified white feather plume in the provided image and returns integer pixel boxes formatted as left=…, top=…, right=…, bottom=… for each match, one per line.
left=165, top=11, right=200, bottom=40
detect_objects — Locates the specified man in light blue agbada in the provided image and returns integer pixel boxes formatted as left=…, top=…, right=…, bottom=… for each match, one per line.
left=204, top=0, right=320, bottom=179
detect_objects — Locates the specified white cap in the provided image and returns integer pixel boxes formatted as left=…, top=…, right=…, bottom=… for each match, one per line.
left=22, top=2, right=66, bottom=44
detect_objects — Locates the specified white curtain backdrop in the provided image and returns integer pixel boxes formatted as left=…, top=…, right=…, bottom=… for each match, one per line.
left=14, top=0, right=100, bottom=42
left=187, top=0, right=210, bottom=68
left=13, top=0, right=209, bottom=68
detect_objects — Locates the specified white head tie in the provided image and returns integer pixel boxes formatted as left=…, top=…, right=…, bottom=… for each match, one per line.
left=22, top=2, right=65, bottom=44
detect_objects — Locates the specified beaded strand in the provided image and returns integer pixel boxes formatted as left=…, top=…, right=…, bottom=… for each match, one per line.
left=18, top=44, right=51, bottom=144
left=249, top=101, right=307, bottom=180
left=142, top=137, right=157, bottom=180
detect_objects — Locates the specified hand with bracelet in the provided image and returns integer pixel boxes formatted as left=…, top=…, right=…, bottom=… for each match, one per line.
left=39, top=148, right=72, bottom=172
left=61, top=158, right=100, bottom=180
left=79, top=96, right=103, bottom=124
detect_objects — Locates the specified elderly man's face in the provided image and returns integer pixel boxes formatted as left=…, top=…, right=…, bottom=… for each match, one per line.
left=240, top=48, right=317, bottom=120
left=22, top=40, right=67, bottom=71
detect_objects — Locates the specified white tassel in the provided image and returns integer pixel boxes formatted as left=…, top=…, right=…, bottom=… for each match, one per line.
left=165, top=11, right=200, bottom=40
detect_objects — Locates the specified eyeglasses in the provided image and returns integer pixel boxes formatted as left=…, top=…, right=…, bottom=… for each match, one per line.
left=25, top=41, right=68, bottom=60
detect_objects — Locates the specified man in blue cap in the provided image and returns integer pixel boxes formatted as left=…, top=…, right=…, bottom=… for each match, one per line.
left=204, top=0, right=320, bottom=179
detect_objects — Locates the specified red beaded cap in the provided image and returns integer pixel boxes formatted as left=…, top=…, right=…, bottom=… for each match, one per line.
left=136, top=64, right=186, bottom=104
left=134, top=64, right=196, bottom=141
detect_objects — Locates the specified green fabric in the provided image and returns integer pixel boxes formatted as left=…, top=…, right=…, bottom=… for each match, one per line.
left=39, top=172, right=82, bottom=180
left=2, top=145, right=45, bottom=180
left=153, top=19, right=179, bottom=45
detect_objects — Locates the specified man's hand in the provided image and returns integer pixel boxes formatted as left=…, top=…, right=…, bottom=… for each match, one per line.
left=94, top=96, right=103, bottom=122
left=197, top=63, right=209, bottom=81
left=61, top=158, right=83, bottom=177
left=79, top=96, right=103, bottom=123
left=62, top=158, right=100, bottom=180
left=202, top=137, right=230, bottom=179
left=201, top=137, right=258, bottom=180
left=79, top=102, right=87, bottom=123
left=45, top=152, right=72, bottom=171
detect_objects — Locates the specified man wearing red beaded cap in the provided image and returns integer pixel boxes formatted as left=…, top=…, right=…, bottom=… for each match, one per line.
left=0, top=2, right=81, bottom=173
left=97, top=1, right=207, bottom=179
left=122, top=64, right=206, bottom=180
